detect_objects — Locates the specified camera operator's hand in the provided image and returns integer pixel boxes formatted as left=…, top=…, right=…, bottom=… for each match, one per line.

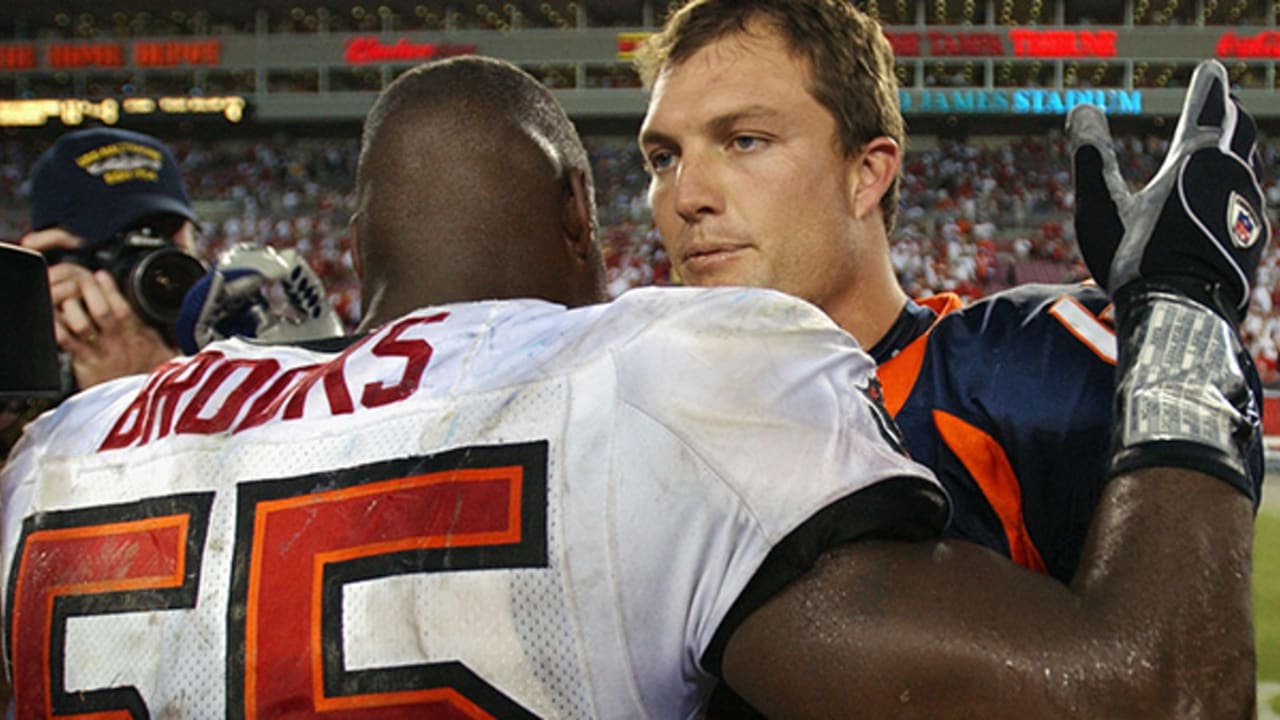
left=20, top=228, right=178, bottom=390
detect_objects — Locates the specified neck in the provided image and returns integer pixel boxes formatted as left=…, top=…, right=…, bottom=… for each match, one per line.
left=823, top=241, right=910, bottom=350
left=355, top=281, right=396, bottom=334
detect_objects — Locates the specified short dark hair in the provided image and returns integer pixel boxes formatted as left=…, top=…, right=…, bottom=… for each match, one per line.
left=353, top=56, right=603, bottom=310
left=360, top=56, right=591, bottom=192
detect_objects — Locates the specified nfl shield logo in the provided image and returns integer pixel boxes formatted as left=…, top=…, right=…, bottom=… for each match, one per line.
left=1227, top=191, right=1262, bottom=249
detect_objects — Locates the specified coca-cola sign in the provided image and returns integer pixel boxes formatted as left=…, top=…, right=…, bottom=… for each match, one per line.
left=1216, top=31, right=1280, bottom=59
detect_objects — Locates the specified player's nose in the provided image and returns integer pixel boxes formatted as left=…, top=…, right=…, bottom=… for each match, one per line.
left=672, top=151, right=723, bottom=223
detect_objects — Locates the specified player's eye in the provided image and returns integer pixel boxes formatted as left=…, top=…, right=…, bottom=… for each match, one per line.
left=647, top=149, right=676, bottom=173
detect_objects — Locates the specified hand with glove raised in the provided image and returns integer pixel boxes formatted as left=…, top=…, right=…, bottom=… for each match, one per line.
left=174, top=243, right=347, bottom=355
left=1070, top=59, right=1269, bottom=324
left=1067, top=60, right=1267, bottom=503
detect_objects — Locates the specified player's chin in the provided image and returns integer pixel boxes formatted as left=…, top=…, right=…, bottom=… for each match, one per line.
left=679, top=249, right=756, bottom=287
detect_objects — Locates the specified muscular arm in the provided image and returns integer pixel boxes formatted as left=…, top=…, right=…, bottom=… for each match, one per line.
left=723, top=467, right=1253, bottom=719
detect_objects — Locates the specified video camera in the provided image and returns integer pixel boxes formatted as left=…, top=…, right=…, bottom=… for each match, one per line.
left=43, top=216, right=206, bottom=333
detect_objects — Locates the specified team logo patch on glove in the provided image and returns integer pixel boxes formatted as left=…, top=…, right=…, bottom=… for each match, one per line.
left=1228, top=191, right=1262, bottom=249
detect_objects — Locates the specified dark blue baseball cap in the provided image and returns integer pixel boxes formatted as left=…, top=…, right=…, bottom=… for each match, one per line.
left=29, top=128, right=199, bottom=248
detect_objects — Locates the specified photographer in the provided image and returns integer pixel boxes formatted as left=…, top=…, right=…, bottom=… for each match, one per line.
left=20, top=127, right=206, bottom=393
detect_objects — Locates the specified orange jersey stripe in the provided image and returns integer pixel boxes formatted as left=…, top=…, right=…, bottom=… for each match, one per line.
left=932, top=409, right=1048, bottom=574
left=877, top=294, right=964, bottom=417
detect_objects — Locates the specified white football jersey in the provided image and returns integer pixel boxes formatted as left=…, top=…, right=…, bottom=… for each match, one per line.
left=1, top=286, right=943, bottom=719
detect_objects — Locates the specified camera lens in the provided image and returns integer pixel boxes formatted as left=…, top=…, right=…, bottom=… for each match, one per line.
left=124, top=248, right=206, bottom=327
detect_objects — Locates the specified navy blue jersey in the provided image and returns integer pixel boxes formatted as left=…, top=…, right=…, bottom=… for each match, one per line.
left=878, top=283, right=1265, bottom=581
left=705, top=283, right=1267, bottom=717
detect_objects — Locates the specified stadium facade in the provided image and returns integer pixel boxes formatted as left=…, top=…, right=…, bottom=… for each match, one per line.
left=1, top=0, right=1280, bottom=137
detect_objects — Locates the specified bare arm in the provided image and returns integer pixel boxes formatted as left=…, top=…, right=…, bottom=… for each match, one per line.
left=723, top=467, right=1253, bottom=718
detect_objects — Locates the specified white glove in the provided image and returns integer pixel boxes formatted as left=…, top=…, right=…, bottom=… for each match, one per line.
left=175, top=243, right=346, bottom=353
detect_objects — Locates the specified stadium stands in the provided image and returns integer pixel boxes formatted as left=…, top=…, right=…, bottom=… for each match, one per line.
left=4, top=130, right=1278, bottom=384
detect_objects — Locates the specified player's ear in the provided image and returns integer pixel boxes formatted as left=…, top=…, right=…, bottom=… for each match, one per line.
left=348, top=212, right=364, bottom=280
left=562, top=167, right=595, bottom=262
left=849, top=137, right=901, bottom=222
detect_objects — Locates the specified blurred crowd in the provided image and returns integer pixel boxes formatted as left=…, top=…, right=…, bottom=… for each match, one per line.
left=4, top=129, right=1280, bottom=385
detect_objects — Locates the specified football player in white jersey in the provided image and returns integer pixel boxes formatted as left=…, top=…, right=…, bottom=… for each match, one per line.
left=0, top=56, right=1255, bottom=718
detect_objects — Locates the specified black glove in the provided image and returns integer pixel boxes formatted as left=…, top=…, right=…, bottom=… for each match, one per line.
left=1069, top=59, right=1269, bottom=325
left=1067, top=60, right=1265, bottom=503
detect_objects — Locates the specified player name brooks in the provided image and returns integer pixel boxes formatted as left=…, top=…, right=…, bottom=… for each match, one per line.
left=100, top=311, right=449, bottom=450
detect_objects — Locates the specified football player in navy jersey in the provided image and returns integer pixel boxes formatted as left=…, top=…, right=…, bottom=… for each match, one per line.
left=639, top=0, right=1265, bottom=714
left=638, top=0, right=1267, bottom=583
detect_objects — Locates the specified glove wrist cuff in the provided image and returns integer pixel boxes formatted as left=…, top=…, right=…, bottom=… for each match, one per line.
left=1110, top=286, right=1258, bottom=502
left=1117, top=276, right=1242, bottom=327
